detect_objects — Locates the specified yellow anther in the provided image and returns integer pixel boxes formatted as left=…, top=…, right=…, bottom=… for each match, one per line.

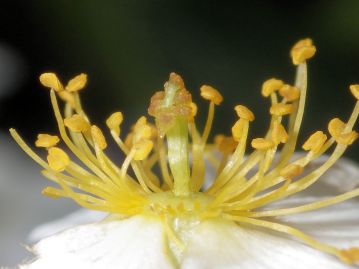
left=251, top=138, right=274, bottom=150
left=39, top=73, right=63, bottom=91
left=261, top=78, right=284, bottom=97
left=335, top=131, right=359, bottom=146
left=64, top=114, right=91, bottom=132
left=349, top=84, right=359, bottom=100
left=35, top=134, right=60, bottom=148
left=280, top=164, right=303, bottom=179
left=279, top=84, right=300, bottom=101
left=190, top=102, right=198, bottom=117
left=290, top=38, right=316, bottom=65
left=339, top=247, right=359, bottom=264
left=328, top=118, right=345, bottom=138
left=200, top=85, right=223, bottom=105
left=133, top=139, right=153, bottom=161
left=106, top=112, right=123, bottom=136
left=65, top=73, right=87, bottom=92
left=215, top=135, right=237, bottom=154
left=42, top=186, right=62, bottom=199
left=91, top=125, right=107, bottom=150
left=270, top=103, right=293, bottom=116
left=231, top=119, right=245, bottom=142
left=58, top=91, right=75, bottom=107
left=234, top=105, right=255, bottom=121
left=271, top=121, right=289, bottom=144
left=302, top=131, right=327, bottom=153
left=47, top=147, right=70, bottom=172
left=133, top=116, right=152, bottom=143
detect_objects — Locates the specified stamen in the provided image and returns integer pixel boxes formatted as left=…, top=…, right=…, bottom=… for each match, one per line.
left=106, top=112, right=123, bottom=136
left=39, top=73, right=63, bottom=91
left=200, top=85, right=223, bottom=105
left=290, top=38, right=316, bottom=65
left=65, top=73, right=87, bottom=92
left=251, top=138, right=274, bottom=150
left=64, top=114, right=91, bottom=132
left=279, top=84, right=300, bottom=101
left=261, top=78, right=284, bottom=97
left=270, top=103, right=293, bottom=116
left=271, top=121, right=289, bottom=144
left=35, top=134, right=60, bottom=148
left=47, top=147, right=70, bottom=172
left=279, top=164, right=303, bottom=179
left=234, top=105, right=255, bottom=121
left=350, top=84, right=359, bottom=100
left=91, top=125, right=107, bottom=150
left=302, top=131, right=327, bottom=153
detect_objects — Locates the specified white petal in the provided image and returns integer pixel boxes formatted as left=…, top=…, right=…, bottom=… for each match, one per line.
left=293, top=154, right=359, bottom=194
left=29, top=209, right=107, bottom=242
left=21, top=216, right=175, bottom=269
left=182, top=219, right=354, bottom=269
left=277, top=198, right=359, bottom=248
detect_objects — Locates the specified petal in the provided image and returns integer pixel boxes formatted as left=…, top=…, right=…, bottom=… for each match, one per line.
left=28, top=209, right=107, bottom=242
left=21, top=216, right=176, bottom=269
left=182, top=219, right=354, bottom=269
left=279, top=198, right=359, bottom=248
left=292, top=154, right=359, bottom=194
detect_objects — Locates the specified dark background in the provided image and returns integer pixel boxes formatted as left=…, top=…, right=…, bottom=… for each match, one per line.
left=0, top=0, right=358, bottom=157
left=0, top=1, right=359, bottom=265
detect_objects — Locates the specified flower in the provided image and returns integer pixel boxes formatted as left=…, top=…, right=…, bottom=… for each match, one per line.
left=12, top=38, right=359, bottom=268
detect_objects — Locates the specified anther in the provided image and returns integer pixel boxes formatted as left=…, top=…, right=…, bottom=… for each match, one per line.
left=339, top=247, right=359, bottom=264
left=106, top=112, right=123, bottom=136
left=234, top=105, right=255, bottom=121
left=261, top=78, right=284, bottom=97
left=35, top=134, right=60, bottom=148
left=231, top=119, right=245, bottom=142
left=280, top=164, right=303, bottom=179
left=39, top=73, right=63, bottom=92
left=58, top=91, right=75, bottom=107
left=279, top=84, right=300, bottom=101
left=42, top=186, right=62, bottom=199
left=133, top=139, right=153, bottom=161
left=349, top=84, right=359, bottom=100
left=215, top=135, right=237, bottom=153
left=91, top=125, right=107, bottom=150
left=47, top=147, right=70, bottom=172
left=190, top=102, right=198, bottom=117
left=328, top=118, right=345, bottom=138
left=335, top=131, right=359, bottom=146
left=200, top=85, right=223, bottom=105
left=65, top=73, right=87, bottom=92
left=272, top=121, right=289, bottom=144
left=64, top=114, right=91, bottom=132
left=270, top=104, right=293, bottom=116
left=302, top=131, right=327, bottom=153
left=290, top=38, right=316, bottom=65
left=251, top=138, right=274, bottom=150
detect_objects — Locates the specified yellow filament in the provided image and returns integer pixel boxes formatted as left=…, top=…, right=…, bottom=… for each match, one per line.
left=224, top=215, right=340, bottom=258
left=202, top=101, right=215, bottom=143
left=246, top=187, right=359, bottom=218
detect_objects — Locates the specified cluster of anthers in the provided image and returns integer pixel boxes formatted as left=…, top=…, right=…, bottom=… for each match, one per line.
left=10, top=39, right=359, bottom=264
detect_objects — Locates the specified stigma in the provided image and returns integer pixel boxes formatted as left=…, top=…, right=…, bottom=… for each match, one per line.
left=10, top=38, right=359, bottom=264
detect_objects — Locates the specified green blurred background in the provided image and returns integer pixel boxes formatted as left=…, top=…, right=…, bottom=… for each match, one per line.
left=0, top=0, right=358, bottom=159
